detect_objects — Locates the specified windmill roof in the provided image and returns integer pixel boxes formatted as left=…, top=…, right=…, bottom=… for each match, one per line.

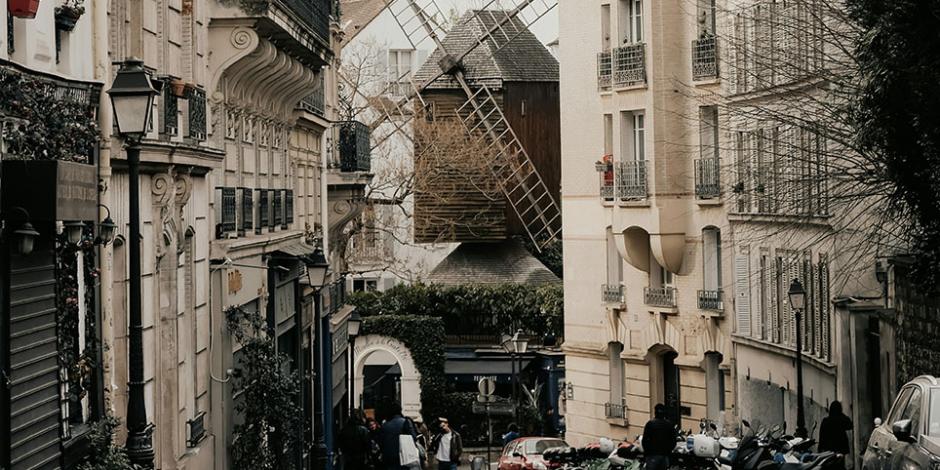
left=339, top=0, right=388, bottom=41
left=427, top=240, right=560, bottom=286
left=413, top=10, right=559, bottom=90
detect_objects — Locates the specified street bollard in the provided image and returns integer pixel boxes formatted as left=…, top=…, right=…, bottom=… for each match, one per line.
left=470, top=455, right=486, bottom=470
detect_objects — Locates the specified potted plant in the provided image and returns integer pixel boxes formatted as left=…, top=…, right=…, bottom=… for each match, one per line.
left=9, top=0, right=41, bottom=18
left=595, top=154, right=613, bottom=172
left=54, top=0, right=85, bottom=31
left=169, top=78, right=187, bottom=97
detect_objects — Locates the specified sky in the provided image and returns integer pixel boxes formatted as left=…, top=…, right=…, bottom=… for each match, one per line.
left=430, top=0, right=560, bottom=45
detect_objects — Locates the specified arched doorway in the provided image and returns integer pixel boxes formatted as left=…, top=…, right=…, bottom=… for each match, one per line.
left=353, top=334, right=422, bottom=420
left=647, top=347, right=681, bottom=425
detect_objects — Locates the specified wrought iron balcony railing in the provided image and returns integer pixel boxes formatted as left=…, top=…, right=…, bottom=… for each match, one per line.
left=697, top=289, right=723, bottom=311
left=692, top=36, right=718, bottom=81
left=275, top=0, right=331, bottom=47
left=602, top=284, right=625, bottom=304
left=598, top=50, right=612, bottom=90
left=299, top=89, right=325, bottom=116
left=644, top=286, right=677, bottom=308
left=597, top=161, right=614, bottom=200
left=695, top=158, right=721, bottom=199
left=338, top=120, right=371, bottom=173
left=617, top=161, right=648, bottom=199
left=605, top=401, right=627, bottom=420
left=612, top=43, right=646, bottom=87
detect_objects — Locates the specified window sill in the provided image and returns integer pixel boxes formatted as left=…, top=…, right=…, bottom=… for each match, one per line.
left=617, top=199, right=651, bottom=208
left=645, top=304, right=678, bottom=315
left=606, top=417, right=630, bottom=427
left=695, top=197, right=723, bottom=206
left=612, top=83, right=648, bottom=92
left=693, top=77, right=720, bottom=86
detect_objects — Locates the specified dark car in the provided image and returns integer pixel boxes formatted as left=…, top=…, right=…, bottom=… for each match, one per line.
left=862, top=375, right=940, bottom=469
left=498, top=437, right=569, bottom=470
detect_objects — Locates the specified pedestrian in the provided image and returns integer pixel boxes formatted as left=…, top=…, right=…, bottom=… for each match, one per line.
left=415, top=420, right=431, bottom=469
left=818, top=401, right=853, bottom=461
left=429, top=417, right=463, bottom=470
left=543, top=407, right=557, bottom=437
left=339, top=410, right=372, bottom=470
left=641, top=404, right=677, bottom=470
left=502, top=423, right=520, bottom=446
left=378, top=403, right=420, bottom=470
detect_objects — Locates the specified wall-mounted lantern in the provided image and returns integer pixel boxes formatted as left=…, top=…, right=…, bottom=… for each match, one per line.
left=64, top=220, right=85, bottom=245
left=97, top=204, right=116, bottom=245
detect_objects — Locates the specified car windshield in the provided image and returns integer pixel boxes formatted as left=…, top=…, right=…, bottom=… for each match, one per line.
left=524, top=439, right=567, bottom=455
left=930, top=388, right=940, bottom=437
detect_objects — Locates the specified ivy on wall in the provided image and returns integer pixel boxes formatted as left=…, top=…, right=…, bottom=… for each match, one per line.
left=349, top=283, right=563, bottom=339
left=225, top=305, right=304, bottom=470
left=0, top=66, right=99, bottom=162
left=360, top=315, right=450, bottom=422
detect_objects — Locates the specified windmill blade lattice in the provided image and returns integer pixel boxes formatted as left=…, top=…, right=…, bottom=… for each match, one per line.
left=463, top=0, right=557, bottom=53
left=387, top=0, right=448, bottom=49
left=456, top=86, right=562, bottom=249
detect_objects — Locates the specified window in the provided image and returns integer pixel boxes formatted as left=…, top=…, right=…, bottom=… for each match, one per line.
left=700, top=106, right=718, bottom=160
left=928, top=388, right=940, bottom=437
left=607, top=229, right=623, bottom=285
left=601, top=4, right=612, bottom=51
left=702, top=227, right=721, bottom=292
left=620, top=111, right=645, bottom=162
left=900, top=387, right=923, bottom=438
left=619, top=0, right=643, bottom=43
left=887, top=387, right=915, bottom=426
left=609, top=342, right=625, bottom=405
left=387, top=49, right=414, bottom=96
left=352, top=279, right=378, bottom=292
left=698, top=0, right=716, bottom=37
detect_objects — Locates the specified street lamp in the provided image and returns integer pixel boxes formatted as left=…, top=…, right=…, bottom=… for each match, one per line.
left=502, top=329, right=529, bottom=422
left=107, top=58, right=159, bottom=468
left=304, top=247, right=329, bottom=288
left=347, top=311, right=362, bottom=415
left=97, top=204, right=117, bottom=245
left=788, top=278, right=808, bottom=439
left=63, top=220, right=85, bottom=245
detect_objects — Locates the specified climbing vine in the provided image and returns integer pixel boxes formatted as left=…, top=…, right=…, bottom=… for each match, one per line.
left=225, top=305, right=304, bottom=470
left=359, top=315, right=449, bottom=422
left=56, top=224, right=101, bottom=426
left=0, top=65, right=99, bottom=162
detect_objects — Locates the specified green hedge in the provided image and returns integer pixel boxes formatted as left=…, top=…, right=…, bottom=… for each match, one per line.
left=360, top=315, right=449, bottom=422
left=349, top=283, right=563, bottom=338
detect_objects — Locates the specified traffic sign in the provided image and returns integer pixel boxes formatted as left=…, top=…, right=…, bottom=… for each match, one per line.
left=472, top=401, right=515, bottom=416
left=477, top=394, right=498, bottom=403
left=478, top=377, right=496, bottom=396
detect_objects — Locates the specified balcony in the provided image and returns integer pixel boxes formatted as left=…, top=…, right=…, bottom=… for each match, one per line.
left=644, top=286, right=677, bottom=308
left=602, top=284, right=625, bottom=305
left=597, top=50, right=612, bottom=90
left=605, top=401, right=627, bottom=420
left=338, top=120, right=371, bottom=173
left=616, top=161, right=648, bottom=199
left=597, top=160, right=614, bottom=200
left=692, top=35, right=718, bottom=81
left=695, top=158, right=721, bottom=199
left=697, top=290, right=723, bottom=311
left=612, top=44, right=646, bottom=87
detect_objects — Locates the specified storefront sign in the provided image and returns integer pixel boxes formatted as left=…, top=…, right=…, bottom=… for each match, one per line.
left=1, top=160, right=97, bottom=221
left=224, top=260, right=265, bottom=307
left=55, top=161, right=97, bottom=221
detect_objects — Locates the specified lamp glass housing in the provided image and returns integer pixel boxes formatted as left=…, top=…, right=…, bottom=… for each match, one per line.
left=304, top=248, right=329, bottom=288
left=107, top=59, right=159, bottom=136
left=788, top=279, right=806, bottom=311
left=99, top=217, right=117, bottom=244
left=14, top=222, right=40, bottom=255
left=347, top=312, right=362, bottom=337
left=65, top=221, right=85, bottom=245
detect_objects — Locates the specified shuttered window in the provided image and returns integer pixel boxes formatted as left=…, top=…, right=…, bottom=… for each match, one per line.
left=734, top=249, right=752, bottom=336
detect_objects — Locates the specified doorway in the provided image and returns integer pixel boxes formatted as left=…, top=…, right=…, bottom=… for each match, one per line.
left=663, top=351, right=681, bottom=424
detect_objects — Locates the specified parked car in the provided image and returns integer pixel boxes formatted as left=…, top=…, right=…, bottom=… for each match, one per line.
left=862, top=375, right=940, bottom=469
left=498, top=437, right=569, bottom=470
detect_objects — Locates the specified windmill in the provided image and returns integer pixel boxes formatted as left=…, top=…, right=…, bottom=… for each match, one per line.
left=349, top=0, right=561, bottom=251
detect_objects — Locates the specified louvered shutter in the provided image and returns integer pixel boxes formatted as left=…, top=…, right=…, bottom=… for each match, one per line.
left=734, top=251, right=752, bottom=336
left=819, top=254, right=831, bottom=360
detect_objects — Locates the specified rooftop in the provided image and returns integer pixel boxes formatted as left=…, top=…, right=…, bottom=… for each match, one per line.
left=427, top=239, right=560, bottom=286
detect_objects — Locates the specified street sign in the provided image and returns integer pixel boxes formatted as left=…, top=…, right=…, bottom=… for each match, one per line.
left=478, top=377, right=496, bottom=397
left=472, top=401, right=515, bottom=416
left=477, top=394, right=498, bottom=403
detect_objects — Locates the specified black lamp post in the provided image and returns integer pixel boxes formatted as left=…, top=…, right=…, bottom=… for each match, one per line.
left=502, top=329, right=528, bottom=423
left=107, top=58, right=159, bottom=468
left=347, top=311, right=361, bottom=416
left=303, top=248, right=332, bottom=470
left=788, top=278, right=808, bottom=439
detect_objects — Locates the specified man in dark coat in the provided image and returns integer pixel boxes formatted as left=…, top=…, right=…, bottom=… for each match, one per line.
left=339, top=410, right=372, bottom=470
left=642, top=404, right=677, bottom=470
left=818, top=401, right=853, bottom=457
left=379, top=403, right=418, bottom=470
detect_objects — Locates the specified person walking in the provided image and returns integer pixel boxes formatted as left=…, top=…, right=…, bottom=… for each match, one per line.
left=818, top=401, right=853, bottom=466
left=642, top=404, right=677, bottom=470
left=502, top=423, right=520, bottom=446
left=379, top=404, right=419, bottom=470
left=415, top=420, right=431, bottom=469
left=340, top=410, right=372, bottom=470
left=429, top=417, right=463, bottom=470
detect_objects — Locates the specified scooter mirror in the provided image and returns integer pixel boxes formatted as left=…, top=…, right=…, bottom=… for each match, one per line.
left=874, top=417, right=882, bottom=427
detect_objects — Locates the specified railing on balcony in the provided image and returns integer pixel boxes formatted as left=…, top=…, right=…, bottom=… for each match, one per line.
left=692, top=35, right=718, bottom=81
left=644, top=286, right=677, bottom=308
left=605, top=401, right=627, bottom=420
left=602, top=284, right=625, bottom=304
left=617, top=161, right=648, bottom=199
left=276, top=0, right=332, bottom=45
left=597, top=50, right=612, bottom=90
left=596, top=160, right=614, bottom=200
left=695, top=158, right=721, bottom=199
left=612, top=43, right=646, bottom=87
left=697, top=289, right=723, bottom=311
left=299, top=89, right=325, bottom=116
left=338, top=120, right=371, bottom=172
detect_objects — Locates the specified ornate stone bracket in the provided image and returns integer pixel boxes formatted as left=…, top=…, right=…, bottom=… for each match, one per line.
left=152, top=167, right=194, bottom=260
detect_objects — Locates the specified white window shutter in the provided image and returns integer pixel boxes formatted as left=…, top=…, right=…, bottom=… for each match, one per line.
left=734, top=252, right=752, bottom=336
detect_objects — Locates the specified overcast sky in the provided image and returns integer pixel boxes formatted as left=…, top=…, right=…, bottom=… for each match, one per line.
left=432, top=0, right=560, bottom=45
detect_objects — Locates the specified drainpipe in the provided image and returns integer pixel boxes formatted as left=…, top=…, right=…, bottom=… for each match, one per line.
left=92, top=0, right=115, bottom=418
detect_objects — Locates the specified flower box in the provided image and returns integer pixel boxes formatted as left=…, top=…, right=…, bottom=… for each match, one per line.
left=9, top=0, right=41, bottom=19
left=54, top=5, right=84, bottom=31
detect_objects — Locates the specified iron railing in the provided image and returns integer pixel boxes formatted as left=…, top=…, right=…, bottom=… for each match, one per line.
left=299, top=75, right=325, bottom=116
left=275, top=0, right=331, bottom=46
left=597, top=50, right=612, bottom=90
left=597, top=161, right=614, bottom=200
left=338, top=120, right=371, bottom=172
left=697, top=289, right=723, bottom=311
left=188, top=88, right=207, bottom=140
left=644, top=286, right=677, bottom=308
left=605, top=401, right=627, bottom=420
left=602, top=284, right=625, bottom=304
left=617, top=161, right=648, bottom=199
left=612, top=43, right=646, bottom=87
left=692, top=36, right=718, bottom=81
left=695, top=158, right=721, bottom=199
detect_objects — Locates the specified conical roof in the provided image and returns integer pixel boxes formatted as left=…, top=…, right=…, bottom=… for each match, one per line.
left=427, top=239, right=560, bottom=286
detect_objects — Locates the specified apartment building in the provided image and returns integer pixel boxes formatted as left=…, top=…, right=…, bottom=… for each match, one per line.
left=560, top=0, right=733, bottom=442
